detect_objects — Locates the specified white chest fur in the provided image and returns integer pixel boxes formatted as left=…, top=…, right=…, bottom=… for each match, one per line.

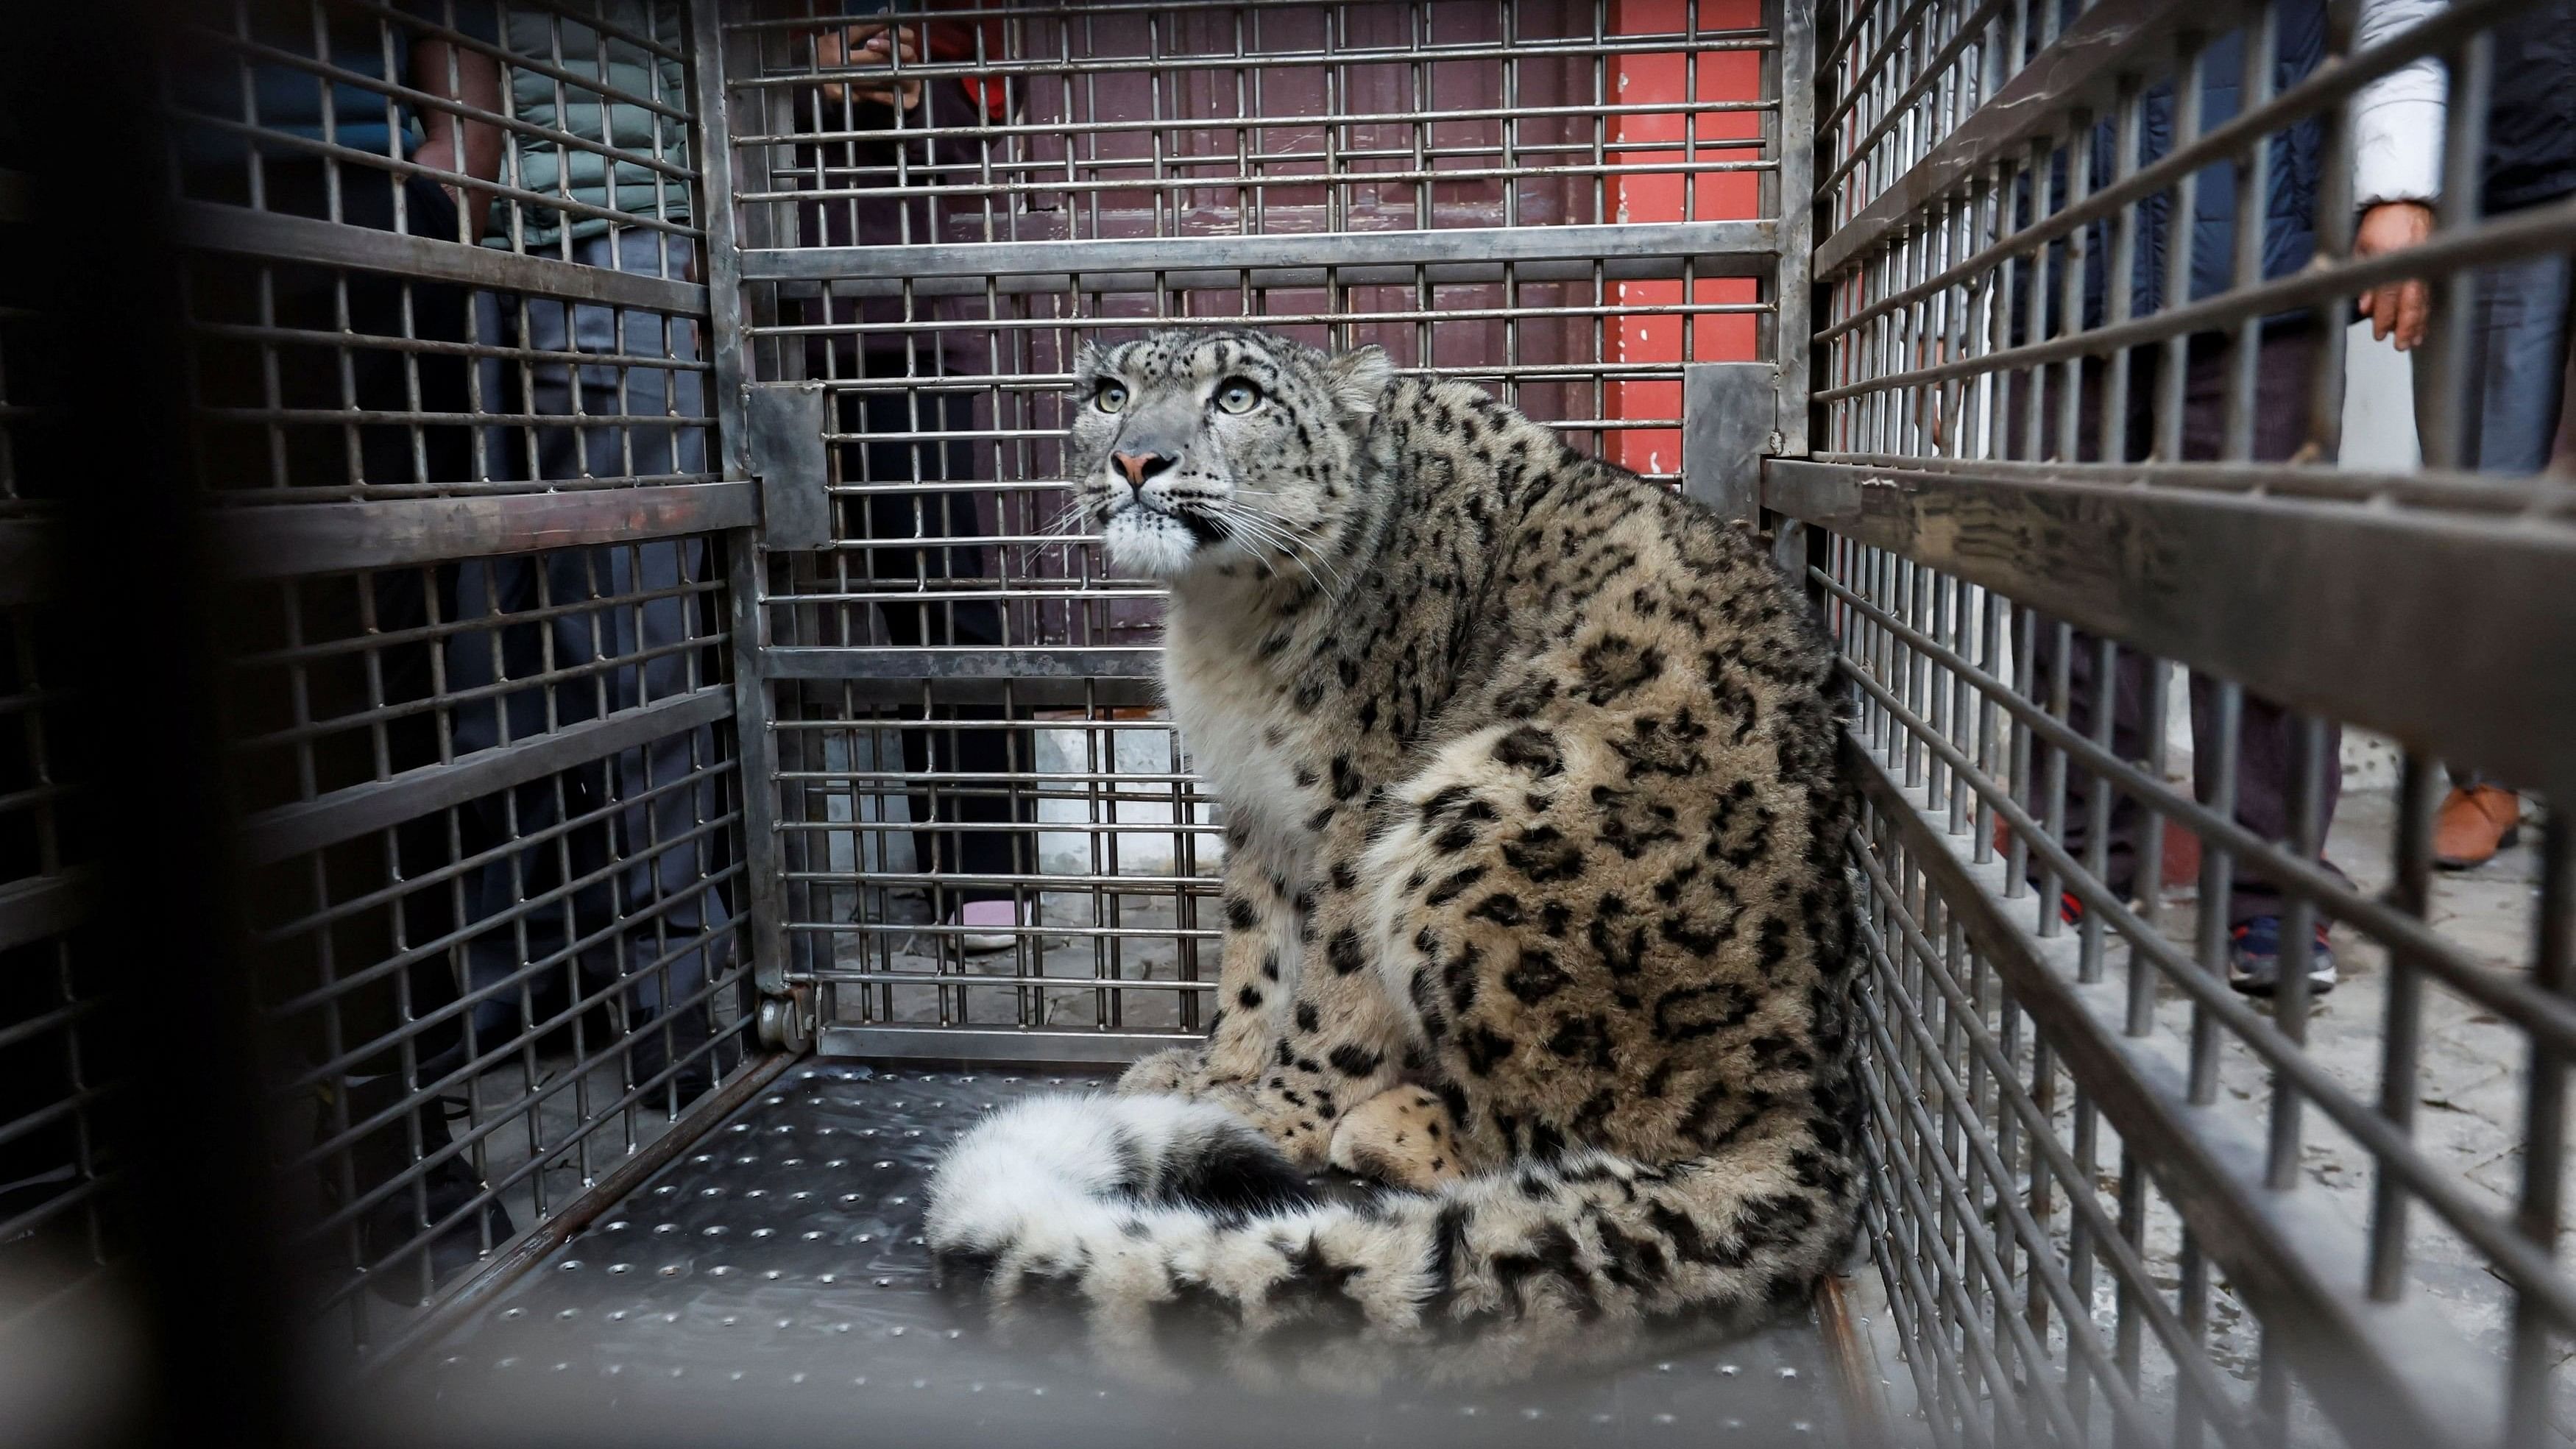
left=1161, top=599, right=1318, bottom=868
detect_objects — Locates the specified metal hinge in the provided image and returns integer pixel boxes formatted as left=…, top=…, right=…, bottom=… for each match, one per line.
left=1680, top=361, right=1781, bottom=527
left=743, top=380, right=831, bottom=551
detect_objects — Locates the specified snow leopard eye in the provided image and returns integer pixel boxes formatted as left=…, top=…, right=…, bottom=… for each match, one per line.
left=1214, top=379, right=1263, bottom=414
left=1094, top=381, right=1129, bottom=414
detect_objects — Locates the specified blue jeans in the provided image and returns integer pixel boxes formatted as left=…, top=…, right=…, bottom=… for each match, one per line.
left=2421, top=249, right=2571, bottom=789
left=445, top=230, right=729, bottom=1094
left=2448, top=251, right=2573, bottom=473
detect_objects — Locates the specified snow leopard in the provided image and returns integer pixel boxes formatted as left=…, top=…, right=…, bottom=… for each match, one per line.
left=927, top=327, right=1862, bottom=1379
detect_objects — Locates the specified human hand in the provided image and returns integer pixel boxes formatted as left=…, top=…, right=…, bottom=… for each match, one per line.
left=409, top=136, right=488, bottom=243
left=2354, top=200, right=2435, bottom=351
left=815, top=23, right=922, bottom=112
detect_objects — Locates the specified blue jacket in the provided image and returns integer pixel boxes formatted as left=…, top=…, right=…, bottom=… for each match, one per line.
left=172, top=1, right=500, bottom=169
left=2486, top=0, right=2576, bottom=213
left=2040, top=0, right=2328, bottom=334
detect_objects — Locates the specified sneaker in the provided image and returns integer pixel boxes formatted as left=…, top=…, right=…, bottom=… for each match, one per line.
left=2433, top=784, right=2522, bottom=871
left=326, top=1079, right=514, bottom=1303
left=2227, top=915, right=2336, bottom=997
left=954, top=899, right=1025, bottom=954
left=624, top=1011, right=718, bottom=1113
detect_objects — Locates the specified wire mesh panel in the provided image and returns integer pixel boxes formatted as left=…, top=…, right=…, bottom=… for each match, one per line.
left=1790, top=0, right=2576, bottom=1444
left=31, top=0, right=780, bottom=1360
left=170, top=1, right=720, bottom=501
left=714, top=0, right=1799, bottom=1056
left=223, top=539, right=754, bottom=1353
left=0, top=147, right=122, bottom=1343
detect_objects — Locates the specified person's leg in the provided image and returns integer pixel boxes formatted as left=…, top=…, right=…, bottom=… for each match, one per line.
left=852, top=375, right=1038, bottom=941
left=445, top=283, right=604, bottom=1071
left=2466, top=252, right=2574, bottom=475
left=369, top=177, right=479, bottom=1080
left=275, top=169, right=509, bottom=1292
left=2176, top=326, right=2345, bottom=991
left=446, top=548, right=578, bottom=1067
left=2023, top=355, right=2160, bottom=916
left=275, top=167, right=475, bottom=1038
left=2410, top=325, right=2466, bottom=821
left=541, top=230, right=725, bottom=1102
left=846, top=386, right=946, bottom=918
left=2555, top=295, right=2576, bottom=477
left=300, top=174, right=477, bottom=1074
left=602, top=538, right=728, bottom=1102
left=2429, top=255, right=2566, bottom=863
left=915, top=635, right=1038, bottom=951
left=2028, top=625, right=2159, bottom=913
left=2187, top=676, right=2341, bottom=922
left=915, top=383, right=1036, bottom=917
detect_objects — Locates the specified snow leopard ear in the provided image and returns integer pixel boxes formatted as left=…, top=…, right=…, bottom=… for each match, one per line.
left=1072, top=337, right=1107, bottom=380
left=1324, top=345, right=1393, bottom=419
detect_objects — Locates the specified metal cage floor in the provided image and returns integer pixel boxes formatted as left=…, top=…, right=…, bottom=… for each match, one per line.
left=390, top=1060, right=1851, bottom=1448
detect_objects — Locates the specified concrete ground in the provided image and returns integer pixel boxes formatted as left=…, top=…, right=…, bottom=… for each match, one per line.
left=1850, top=738, right=2561, bottom=1447
left=2137, top=752, right=2559, bottom=1441
left=815, top=885, right=1208, bottom=1035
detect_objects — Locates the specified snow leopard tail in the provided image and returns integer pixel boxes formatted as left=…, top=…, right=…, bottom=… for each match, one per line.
left=924, top=1092, right=1854, bottom=1377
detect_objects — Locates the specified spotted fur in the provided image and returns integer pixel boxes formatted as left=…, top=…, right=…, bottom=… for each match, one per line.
left=924, top=328, right=1862, bottom=1377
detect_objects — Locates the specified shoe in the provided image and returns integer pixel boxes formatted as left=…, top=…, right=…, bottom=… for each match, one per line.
left=623, top=998, right=718, bottom=1112
left=2227, top=916, right=2336, bottom=997
left=328, top=1076, right=514, bottom=1303
left=2433, top=784, right=2522, bottom=870
left=629, top=1034, right=716, bottom=1113
left=955, top=899, right=1025, bottom=954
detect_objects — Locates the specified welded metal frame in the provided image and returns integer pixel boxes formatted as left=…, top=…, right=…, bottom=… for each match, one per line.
left=687, top=0, right=798, bottom=1048
left=1774, top=0, right=2576, bottom=1444
left=708, top=0, right=1810, bottom=1061
left=238, top=0, right=769, bottom=1350
left=12, top=4, right=2563, bottom=1439
left=0, top=131, right=114, bottom=1339
left=0, top=0, right=785, bottom=1362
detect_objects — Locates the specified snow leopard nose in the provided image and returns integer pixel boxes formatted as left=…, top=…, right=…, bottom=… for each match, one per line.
left=1112, top=450, right=1177, bottom=486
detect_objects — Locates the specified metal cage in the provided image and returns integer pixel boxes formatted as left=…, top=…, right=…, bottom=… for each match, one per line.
left=1797, top=0, right=2575, bottom=1445
left=0, top=1, right=2569, bottom=1447
left=710, top=0, right=1810, bottom=1062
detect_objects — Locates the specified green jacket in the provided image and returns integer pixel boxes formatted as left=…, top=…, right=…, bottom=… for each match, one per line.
left=487, top=1, right=692, bottom=249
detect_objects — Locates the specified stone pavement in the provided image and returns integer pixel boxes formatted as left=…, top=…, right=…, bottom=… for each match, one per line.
left=2150, top=751, right=2559, bottom=1439
left=1835, top=726, right=2560, bottom=1445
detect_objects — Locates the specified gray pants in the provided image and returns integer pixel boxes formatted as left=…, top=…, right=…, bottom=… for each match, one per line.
left=2420, top=250, right=2571, bottom=789
left=2434, top=252, right=2574, bottom=475
left=445, top=230, right=729, bottom=1094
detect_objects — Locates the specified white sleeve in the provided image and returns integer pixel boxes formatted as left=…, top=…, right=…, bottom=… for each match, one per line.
left=2352, top=0, right=2449, bottom=207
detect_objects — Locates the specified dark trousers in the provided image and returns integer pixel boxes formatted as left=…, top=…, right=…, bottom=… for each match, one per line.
left=842, top=378, right=1035, bottom=902
left=443, top=232, right=729, bottom=1094
left=0, top=172, right=481, bottom=1214
left=169, top=164, right=486, bottom=1213
left=2025, top=326, right=2341, bottom=926
left=232, top=166, right=476, bottom=1075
